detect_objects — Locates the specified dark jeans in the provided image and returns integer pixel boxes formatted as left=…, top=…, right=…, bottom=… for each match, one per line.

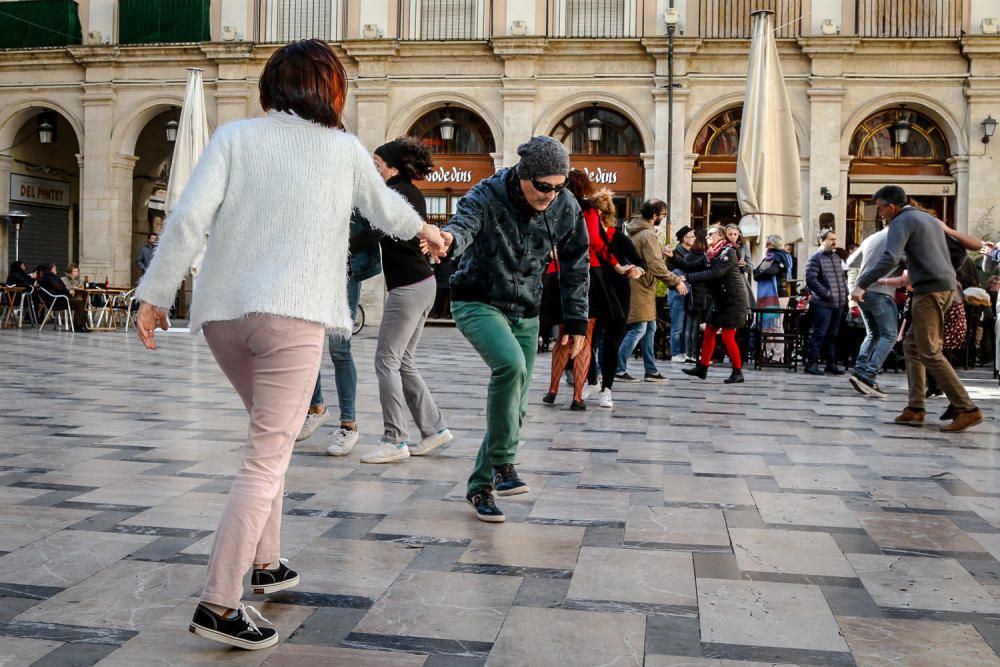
left=807, top=303, right=844, bottom=367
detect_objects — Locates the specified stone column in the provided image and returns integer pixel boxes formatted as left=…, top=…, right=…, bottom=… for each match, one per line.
left=110, top=153, right=139, bottom=286
left=806, top=83, right=847, bottom=246
left=492, top=37, right=547, bottom=165
left=0, top=155, right=11, bottom=264
left=948, top=156, right=970, bottom=234
left=78, top=82, right=117, bottom=283
left=961, top=37, right=1000, bottom=237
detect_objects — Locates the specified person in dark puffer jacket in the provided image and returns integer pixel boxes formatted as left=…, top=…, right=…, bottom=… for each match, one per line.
left=438, top=136, right=590, bottom=524
left=805, top=228, right=849, bottom=375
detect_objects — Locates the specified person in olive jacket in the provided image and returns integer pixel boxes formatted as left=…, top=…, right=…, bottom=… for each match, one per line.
left=682, top=224, right=749, bottom=383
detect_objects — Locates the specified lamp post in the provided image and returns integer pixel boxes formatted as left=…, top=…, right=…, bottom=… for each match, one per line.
left=664, top=5, right=679, bottom=229
left=2, top=210, right=29, bottom=260
left=37, top=115, right=55, bottom=144
left=586, top=102, right=603, bottom=156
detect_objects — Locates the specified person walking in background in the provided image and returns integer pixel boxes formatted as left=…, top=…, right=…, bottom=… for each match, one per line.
left=133, top=40, right=443, bottom=649
left=845, top=222, right=901, bottom=398
left=668, top=230, right=711, bottom=363
left=616, top=199, right=687, bottom=382
left=854, top=185, right=982, bottom=432
left=438, top=136, right=590, bottom=523
left=296, top=210, right=382, bottom=457
left=362, top=136, right=453, bottom=464
left=752, top=235, right=794, bottom=363
left=726, top=224, right=753, bottom=309
left=682, top=225, right=749, bottom=383
left=664, top=225, right=696, bottom=363
left=135, top=233, right=158, bottom=275
left=805, top=229, right=848, bottom=376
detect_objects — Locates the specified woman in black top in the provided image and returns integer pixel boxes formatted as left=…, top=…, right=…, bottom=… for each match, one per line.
left=361, top=136, right=452, bottom=464
left=669, top=231, right=712, bottom=362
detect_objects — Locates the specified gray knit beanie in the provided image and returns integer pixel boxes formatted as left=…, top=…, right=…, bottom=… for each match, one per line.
left=515, top=136, right=570, bottom=180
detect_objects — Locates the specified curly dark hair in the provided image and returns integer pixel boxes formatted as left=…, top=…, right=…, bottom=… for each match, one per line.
left=374, top=136, right=435, bottom=181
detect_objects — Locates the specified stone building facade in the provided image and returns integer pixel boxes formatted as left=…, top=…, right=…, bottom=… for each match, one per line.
left=2, top=0, right=999, bottom=311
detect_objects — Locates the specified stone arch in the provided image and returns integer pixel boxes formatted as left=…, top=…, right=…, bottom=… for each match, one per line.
left=386, top=92, right=501, bottom=149
left=0, top=99, right=83, bottom=148
left=685, top=93, right=809, bottom=157
left=841, top=94, right=965, bottom=157
left=536, top=92, right=652, bottom=154
left=111, top=96, right=186, bottom=157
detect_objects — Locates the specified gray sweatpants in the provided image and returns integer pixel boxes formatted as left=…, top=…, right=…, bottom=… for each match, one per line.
left=375, top=276, right=446, bottom=444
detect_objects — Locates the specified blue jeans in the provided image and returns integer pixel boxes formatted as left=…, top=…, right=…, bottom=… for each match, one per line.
left=806, top=303, right=844, bottom=367
left=617, top=321, right=658, bottom=375
left=853, top=293, right=898, bottom=383
left=668, top=290, right=686, bottom=356
left=309, top=279, right=361, bottom=422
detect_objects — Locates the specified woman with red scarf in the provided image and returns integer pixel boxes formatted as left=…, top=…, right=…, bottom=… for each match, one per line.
left=682, top=224, right=749, bottom=383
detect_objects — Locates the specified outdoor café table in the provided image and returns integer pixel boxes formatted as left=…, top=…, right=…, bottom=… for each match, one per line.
left=1, top=285, right=26, bottom=328
left=82, top=286, right=130, bottom=331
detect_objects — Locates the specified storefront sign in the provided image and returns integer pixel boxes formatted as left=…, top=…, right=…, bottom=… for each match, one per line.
left=417, top=157, right=497, bottom=192
left=425, top=166, right=475, bottom=184
left=10, top=174, right=70, bottom=208
left=571, top=158, right=644, bottom=192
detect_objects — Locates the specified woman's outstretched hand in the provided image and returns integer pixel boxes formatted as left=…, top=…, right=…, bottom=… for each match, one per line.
left=136, top=302, right=170, bottom=350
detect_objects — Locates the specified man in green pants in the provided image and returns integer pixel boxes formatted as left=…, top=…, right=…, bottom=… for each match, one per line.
left=439, top=136, right=590, bottom=522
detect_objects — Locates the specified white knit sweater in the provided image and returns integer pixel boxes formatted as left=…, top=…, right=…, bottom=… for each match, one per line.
left=136, top=112, right=423, bottom=335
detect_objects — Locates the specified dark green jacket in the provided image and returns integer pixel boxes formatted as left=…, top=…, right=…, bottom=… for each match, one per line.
left=444, top=168, right=590, bottom=335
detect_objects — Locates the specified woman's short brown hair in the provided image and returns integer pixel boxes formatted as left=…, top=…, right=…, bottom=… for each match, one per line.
left=566, top=168, right=595, bottom=207
left=259, top=40, right=347, bottom=129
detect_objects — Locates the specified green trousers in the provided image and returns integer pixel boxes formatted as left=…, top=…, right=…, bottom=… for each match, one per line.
left=451, top=301, right=539, bottom=494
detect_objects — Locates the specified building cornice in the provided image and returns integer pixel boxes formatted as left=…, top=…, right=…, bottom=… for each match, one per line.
left=489, top=37, right=548, bottom=58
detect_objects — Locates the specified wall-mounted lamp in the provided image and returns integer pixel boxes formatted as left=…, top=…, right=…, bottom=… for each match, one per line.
left=982, top=115, right=998, bottom=144
left=37, top=112, right=55, bottom=144
left=363, top=24, right=383, bottom=39
left=820, top=186, right=832, bottom=200
left=586, top=103, right=603, bottom=144
left=439, top=103, right=456, bottom=143
left=165, top=119, right=179, bottom=143
left=892, top=105, right=912, bottom=146
left=663, top=8, right=679, bottom=27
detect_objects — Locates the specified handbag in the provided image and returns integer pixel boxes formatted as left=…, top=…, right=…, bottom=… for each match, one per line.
left=943, top=298, right=967, bottom=351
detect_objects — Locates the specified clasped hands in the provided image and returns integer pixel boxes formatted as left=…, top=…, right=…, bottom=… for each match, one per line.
left=418, top=225, right=453, bottom=259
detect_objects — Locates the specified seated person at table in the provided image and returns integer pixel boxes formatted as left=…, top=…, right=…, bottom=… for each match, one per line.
left=5, top=260, right=33, bottom=288
left=39, top=263, right=89, bottom=332
left=62, top=263, right=83, bottom=292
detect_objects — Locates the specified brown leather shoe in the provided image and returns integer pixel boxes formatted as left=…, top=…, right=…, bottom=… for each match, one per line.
left=941, top=409, right=983, bottom=433
left=893, top=407, right=925, bottom=426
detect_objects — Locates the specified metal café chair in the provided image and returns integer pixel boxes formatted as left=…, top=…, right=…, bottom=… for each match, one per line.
left=37, top=286, right=74, bottom=332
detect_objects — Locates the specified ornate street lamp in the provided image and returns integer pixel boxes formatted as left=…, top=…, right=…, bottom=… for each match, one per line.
left=982, top=115, right=998, bottom=144
left=165, top=119, right=179, bottom=143
left=37, top=113, right=55, bottom=144
left=892, top=106, right=912, bottom=146
left=439, top=104, right=456, bottom=143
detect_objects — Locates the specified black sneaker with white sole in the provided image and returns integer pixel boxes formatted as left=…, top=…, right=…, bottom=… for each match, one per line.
left=849, top=372, right=886, bottom=398
left=492, top=463, right=530, bottom=496
left=189, top=603, right=278, bottom=650
left=250, top=558, right=300, bottom=595
left=467, top=489, right=505, bottom=523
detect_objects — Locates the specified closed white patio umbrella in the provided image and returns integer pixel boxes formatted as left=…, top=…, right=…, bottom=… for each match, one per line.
left=736, top=10, right=802, bottom=265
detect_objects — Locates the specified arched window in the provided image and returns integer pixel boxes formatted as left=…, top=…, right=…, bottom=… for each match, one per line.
left=551, top=107, right=642, bottom=156
left=849, top=108, right=949, bottom=162
left=693, top=107, right=741, bottom=161
left=408, top=107, right=496, bottom=155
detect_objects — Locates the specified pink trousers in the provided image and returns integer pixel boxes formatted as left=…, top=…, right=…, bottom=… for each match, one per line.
left=200, top=314, right=324, bottom=609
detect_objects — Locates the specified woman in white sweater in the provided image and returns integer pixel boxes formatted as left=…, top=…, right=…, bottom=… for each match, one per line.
left=135, top=40, right=443, bottom=651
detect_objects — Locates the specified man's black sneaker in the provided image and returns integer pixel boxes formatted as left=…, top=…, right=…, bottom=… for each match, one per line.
left=850, top=372, right=887, bottom=399
left=251, top=558, right=300, bottom=595
left=189, top=603, right=278, bottom=650
left=570, top=399, right=587, bottom=411
left=825, top=364, right=846, bottom=375
left=542, top=392, right=556, bottom=405
left=615, top=372, right=638, bottom=382
left=492, top=463, right=530, bottom=496
left=644, top=372, right=667, bottom=382
left=467, top=489, right=505, bottom=523
left=940, top=404, right=958, bottom=421
left=804, top=364, right=823, bottom=376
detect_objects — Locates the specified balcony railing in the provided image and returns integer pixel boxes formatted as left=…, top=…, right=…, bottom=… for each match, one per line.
left=118, top=0, right=210, bottom=45
left=0, top=0, right=82, bottom=49
left=855, top=0, right=962, bottom=38
left=547, top=0, right=642, bottom=38
left=699, top=0, right=803, bottom=39
left=254, top=0, right=345, bottom=43
left=400, top=0, right=492, bottom=41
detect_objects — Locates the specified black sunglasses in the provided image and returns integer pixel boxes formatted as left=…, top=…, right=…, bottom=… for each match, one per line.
left=531, top=179, right=567, bottom=194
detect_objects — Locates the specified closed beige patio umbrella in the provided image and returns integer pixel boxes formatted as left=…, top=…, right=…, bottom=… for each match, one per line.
left=736, top=10, right=802, bottom=265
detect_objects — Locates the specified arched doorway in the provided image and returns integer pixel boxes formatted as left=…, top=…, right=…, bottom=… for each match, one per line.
left=550, top=106, right=644, bottom=222
left=408, top=106, right=497, bottom=224
left=4, top=108, right=80, bottom=273
left=690, top=107, right=742, bottom=231
left=847, top=107, right=953, bottom=246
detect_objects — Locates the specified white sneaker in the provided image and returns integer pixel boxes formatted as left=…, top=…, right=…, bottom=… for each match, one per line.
left=563, top=370, right=574, bottom=386
left=598, top=388, right=613, bottom=409
left=671, top=356, right=686, bottom=364
left=326, top=427, right=359, bottom=456
left=296, top=410, right=330, bottom=442
left=410, top=428, right=453, bottom=456
left=361, top=441, right=410, bottom=464
left=581, top=383, right=597, bottom=401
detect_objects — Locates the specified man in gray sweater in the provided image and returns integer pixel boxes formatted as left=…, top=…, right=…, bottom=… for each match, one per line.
left=854, top=185, right=982, bottom=432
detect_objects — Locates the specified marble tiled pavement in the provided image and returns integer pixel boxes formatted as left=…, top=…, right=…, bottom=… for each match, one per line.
left=1, top=326, right=999, bottom=666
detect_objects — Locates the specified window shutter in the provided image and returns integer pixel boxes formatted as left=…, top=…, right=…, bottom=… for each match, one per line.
left=565, top=0, right=625, bottom=38
left=419, top=0, right=481, bottom=40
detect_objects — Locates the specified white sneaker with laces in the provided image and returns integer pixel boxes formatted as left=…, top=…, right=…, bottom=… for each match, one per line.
left=598, top=388, right=613, bottom=409
left=361, top=441, right=410, bottom=464
left=581, top=383, right=597, bottom=401
left=671, top=356, right=686, bottom=364
left=410, top=428, right=453, bottom=456
left=326, top=427, right=359, bottom=456
left=296, top=410, right=329, bottom=442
